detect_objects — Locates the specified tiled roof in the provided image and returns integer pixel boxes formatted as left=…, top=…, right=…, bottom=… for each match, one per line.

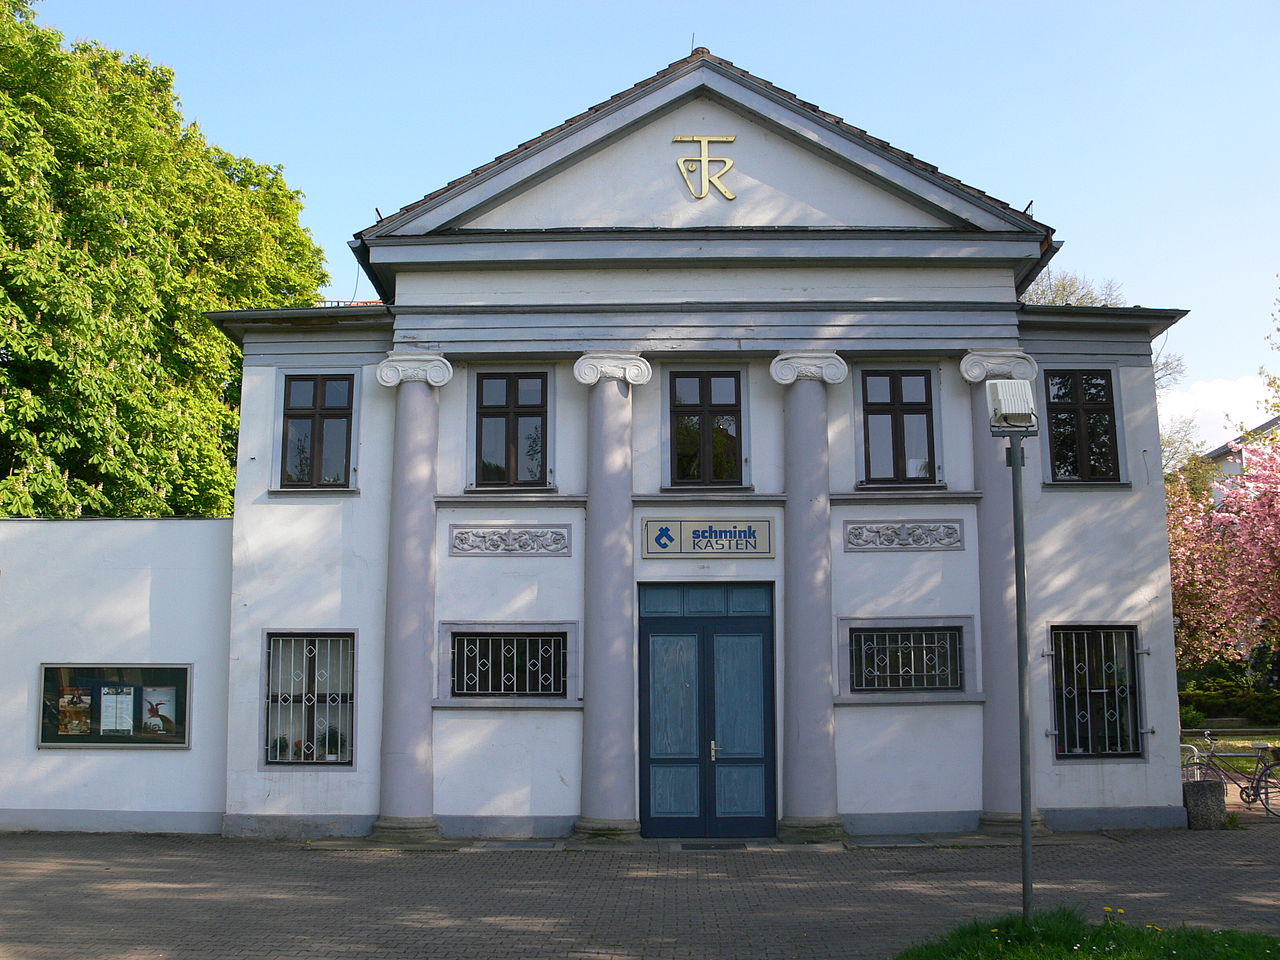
left=358, top=48, right=1050, bottom=239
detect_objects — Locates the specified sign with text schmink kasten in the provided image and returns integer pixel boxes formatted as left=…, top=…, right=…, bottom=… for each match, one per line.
left=641, top=518, right=775, bottom=559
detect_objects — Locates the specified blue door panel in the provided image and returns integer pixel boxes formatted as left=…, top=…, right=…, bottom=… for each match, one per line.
left=713, top=633, right=764, bottom=758
left=715, top=766, right=767, bottom=818
left=651, top=766, right=700, bottom=818
left=649, top=634, right=699, bottom=758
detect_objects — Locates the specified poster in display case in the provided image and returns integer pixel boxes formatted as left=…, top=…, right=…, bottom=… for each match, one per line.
left=39, top=665, right=191, bottom=748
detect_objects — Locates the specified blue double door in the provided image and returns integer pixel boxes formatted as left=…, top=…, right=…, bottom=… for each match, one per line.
left=638, top=583, right=776, bottom=838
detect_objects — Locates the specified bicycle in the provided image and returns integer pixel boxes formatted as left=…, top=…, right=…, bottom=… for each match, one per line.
left=1181, top=732, right=1280, bottom=816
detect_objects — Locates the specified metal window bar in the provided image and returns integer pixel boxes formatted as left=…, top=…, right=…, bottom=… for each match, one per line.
left=452, top=633, right=567, bottom=697
left=851, top=629, right=961, bottom=691
left=265, top=634, right=354, bottom=764
left=1051, top=627, right=1140, bottom=757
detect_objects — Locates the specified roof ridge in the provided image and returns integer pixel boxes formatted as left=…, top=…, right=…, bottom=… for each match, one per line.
left=357, top=49, right=1048, bottom=238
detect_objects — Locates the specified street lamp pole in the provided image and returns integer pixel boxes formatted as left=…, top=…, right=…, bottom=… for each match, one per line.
left=987, top=379, right=1039, bottom=924
left=1007, top=429, right=1034, bottom=922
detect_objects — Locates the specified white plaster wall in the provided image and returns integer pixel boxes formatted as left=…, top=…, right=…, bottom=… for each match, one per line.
left=434, top=711, right=582, bottom=818
left=0, top=519, right=231, bottom=830
left=832, top=359, right=976, bottom=491
left=830, top=505, right=982, bottom=624
left=835, top=705, right=983, bottom=814
left=436, top=362, right=589, bottom=496
left=634, top=358, right=783, bottom=496
left=395, top=266, right=1017, bottom=308
left=1022, top=362, right=1182, bottom=812
left=461, top=97, right=950, bottom=231
left=436, top=508, right=586, bottom=630
left=224, top=354, right=395, bottom=820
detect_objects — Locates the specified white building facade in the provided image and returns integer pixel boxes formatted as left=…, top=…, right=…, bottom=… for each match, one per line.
left=2, top=51, right=1187, bottom=839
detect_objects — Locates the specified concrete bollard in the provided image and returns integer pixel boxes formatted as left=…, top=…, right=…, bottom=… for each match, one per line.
left=1182, top=779, right=1226, bottom=829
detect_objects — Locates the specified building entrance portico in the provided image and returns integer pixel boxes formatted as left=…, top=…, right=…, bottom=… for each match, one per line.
left=638, top=582, right=776, bottom=838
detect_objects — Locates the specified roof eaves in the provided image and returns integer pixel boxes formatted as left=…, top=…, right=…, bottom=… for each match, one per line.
left=207, top=304, right=393, bottom=344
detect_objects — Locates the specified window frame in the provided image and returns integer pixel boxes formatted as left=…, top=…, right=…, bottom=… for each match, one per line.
left=474, top=371, right=550, bottom=488
left=436, top=621, right=581, bottom=707
left=466, top=366, right=555, bottom=490
left=836, top=616, right=978, bottom=704
left=665, top=368, right=747, bottom=488
left=1042, top=367, right=1123, bottom=484
left=272, top=368, right=360, bottom=491
left=857, top=368, right=938, bottom=485
left=1048, top=624, right=1145, bottom=760
left=262, top=631, right=356, bottom=767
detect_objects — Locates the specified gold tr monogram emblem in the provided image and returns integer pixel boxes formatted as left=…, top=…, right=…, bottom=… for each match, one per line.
left=673, top=135, right=737, bottom=200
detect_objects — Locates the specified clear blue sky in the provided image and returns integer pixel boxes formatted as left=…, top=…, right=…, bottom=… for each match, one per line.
left=34, top=0, right=1280, bottom=402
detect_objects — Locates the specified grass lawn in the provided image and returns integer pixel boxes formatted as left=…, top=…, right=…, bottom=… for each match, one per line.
left=893, top=908, right=1280, bottom=959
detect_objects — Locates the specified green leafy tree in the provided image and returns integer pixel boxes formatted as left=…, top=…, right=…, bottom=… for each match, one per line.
left=1022, top=268, right=1124, bottom=309
left=0, top=1, right=327, bottom=517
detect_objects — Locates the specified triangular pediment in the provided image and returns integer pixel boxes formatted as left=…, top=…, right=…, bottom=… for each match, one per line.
left=457, top=97, right=951, bottom=230
left=364, top=53, right=1047, bottom=239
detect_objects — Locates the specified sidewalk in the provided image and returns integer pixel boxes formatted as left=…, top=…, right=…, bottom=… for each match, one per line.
left=0, top=820, right=1276, bottom=960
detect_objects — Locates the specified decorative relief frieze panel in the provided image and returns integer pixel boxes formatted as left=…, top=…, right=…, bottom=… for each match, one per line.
left=843, top=520, right=964, bottom=552
left=449, top=524, right=572, bottom=557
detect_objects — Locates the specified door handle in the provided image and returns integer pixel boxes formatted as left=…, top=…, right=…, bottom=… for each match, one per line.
left=710, top=740, right=717, bottom=762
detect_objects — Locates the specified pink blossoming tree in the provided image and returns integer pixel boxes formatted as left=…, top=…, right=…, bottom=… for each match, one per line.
left=1167, top=444, right=1280, bottom=667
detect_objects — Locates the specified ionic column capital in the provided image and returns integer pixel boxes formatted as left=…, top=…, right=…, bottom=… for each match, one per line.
left=573, top=352, right=652, bottom=386
left=769, top=352, right=848, bottom=386
left=376, top=350, right=453, bottom=388
left=959, top=349, right=1037, bottom=384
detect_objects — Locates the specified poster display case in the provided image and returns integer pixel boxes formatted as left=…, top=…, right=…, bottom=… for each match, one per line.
left=39, top=664, right=191, bottom=748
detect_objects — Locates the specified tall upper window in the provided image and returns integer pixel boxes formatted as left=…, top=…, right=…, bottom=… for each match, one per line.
left=281, top=374, right=354, bottom=487
left=861, top=371, right=935, bottom=484
left=1050, top=626, right=1142, bottom=758
left=476, top=373, right=547, bottom=486
left=1045, top=370, right=1120, bottom=482
left=670, top=372, right=742, bottom=486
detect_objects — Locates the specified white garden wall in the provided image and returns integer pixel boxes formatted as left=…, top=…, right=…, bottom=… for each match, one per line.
left=0, top=518, right=231, bottom=832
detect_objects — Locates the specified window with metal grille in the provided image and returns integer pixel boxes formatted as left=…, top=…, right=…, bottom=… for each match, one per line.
left=1044, top=370, right=1120, bottom=482
left=280, top=374, right=355, bottom=487
left=451, top=633, right=567, bottom=697
left=1050, top=626, right=1142, bottom=758
left=850, top=628, right=961, bottom=690
left=669, top=371, right=742, bottom=486
left=264, top=633, right=354, bottom=764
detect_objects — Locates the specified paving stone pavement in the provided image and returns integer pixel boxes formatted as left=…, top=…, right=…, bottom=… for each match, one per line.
left=0, top=820, right=1276, bottom=960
